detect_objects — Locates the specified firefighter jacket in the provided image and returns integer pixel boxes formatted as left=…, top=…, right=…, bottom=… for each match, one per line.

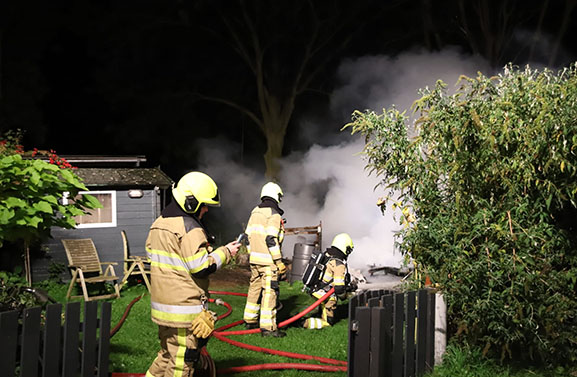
left=146, top=202, right=231, bottom=328
left=318, top=247, right=348, bottom=299
left=246, top=198, right=284, bottom=266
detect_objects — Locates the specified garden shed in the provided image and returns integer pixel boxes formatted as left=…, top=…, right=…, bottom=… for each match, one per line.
left=32, top=155, right=173, bottom=283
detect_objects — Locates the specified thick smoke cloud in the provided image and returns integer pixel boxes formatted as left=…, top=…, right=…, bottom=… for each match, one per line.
left=197, top=48, right=490, bottom=273
left=331, top=47, right=491, bottom=119
left=278, top=139, right=404, bottom=270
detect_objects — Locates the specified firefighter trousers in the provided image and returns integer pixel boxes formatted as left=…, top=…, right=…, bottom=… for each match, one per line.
left=303, top=290, right=338, bottom=329
left=146, top=325, right=199, bottom=377
left=243, top=264, right=279, bottom=331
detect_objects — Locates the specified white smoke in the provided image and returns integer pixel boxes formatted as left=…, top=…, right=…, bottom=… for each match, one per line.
left=197, top=47, right=491, bottom=272
left=278, top=139, right=403, bottom=270
left=281, top=48, right=491, bottom=271
left=331, top=47, right=491, bottom=119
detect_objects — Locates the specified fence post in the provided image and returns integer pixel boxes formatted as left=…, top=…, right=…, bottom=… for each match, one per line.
left=434, top=292, right=447, bottom=366
left=0, top=310, right=19, bottom=376
left=369, top=306, right=388, bottom=377
left=353, top=306, right=372, bottom=377
left=98, top=302, right=112, bottom=377
left=43, top=303, right=63, bottom=377
left=404, top=291, right=416, bottom=377
left=381, top=293, right=393, bottom=376
left=425, top=291, right=436, bottom=371
left=63, top=302, right=81, bottom=377
left=415, top=289, right=428, bottom=375
left=348, top=294, right=359, bottom=377
left=21, top=307, right=42, bottom=377
left=81, top=301, right=98, bottom=377
left=391, top=293, right=404, bottom=377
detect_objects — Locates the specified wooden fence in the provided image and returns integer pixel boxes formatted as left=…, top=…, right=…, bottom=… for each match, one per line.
left=348, top=289, right=436, bottom=377
left=0, top=301, right=111, bottom=377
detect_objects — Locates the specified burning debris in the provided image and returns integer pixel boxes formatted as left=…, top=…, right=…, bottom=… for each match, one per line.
left=348, top=268, right=367, bottom=284
left=367, top=264, right=413, bottom=277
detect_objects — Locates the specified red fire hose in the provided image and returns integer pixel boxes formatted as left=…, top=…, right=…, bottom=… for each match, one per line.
left=213, top=288, right=339, bottom=335
left=110, top=293, right=145, bottom=338
left=208, top=287, right=348, bottom=374
left=218, top=363, right=347, bottom=374
left=111, top=288, right=347, bottom=375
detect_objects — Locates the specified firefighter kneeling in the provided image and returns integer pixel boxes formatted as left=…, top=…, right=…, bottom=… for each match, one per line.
left=301, top=233, right=357, bottom=329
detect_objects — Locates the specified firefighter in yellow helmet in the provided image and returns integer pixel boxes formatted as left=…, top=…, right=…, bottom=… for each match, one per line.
left=302, top=233, right=357, bottom=329
left=145, top=171, right=241, bottom=377
left=242, top=182, right=287, bottom=337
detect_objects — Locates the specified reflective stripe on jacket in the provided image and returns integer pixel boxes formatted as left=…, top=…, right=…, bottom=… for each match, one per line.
left=319, top=258, right=346, bottom=291
left=146, top=215, right=230, bottom=327
left=246, top=206, right=282, bottom=265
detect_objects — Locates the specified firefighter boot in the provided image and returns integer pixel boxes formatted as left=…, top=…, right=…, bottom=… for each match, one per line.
left=261, top=329, right=287, bottom=337
left=244, top=321, right=259, bottom=330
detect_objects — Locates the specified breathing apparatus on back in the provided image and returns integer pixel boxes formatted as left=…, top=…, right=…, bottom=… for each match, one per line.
left=301, top=233, right=354, bottom=294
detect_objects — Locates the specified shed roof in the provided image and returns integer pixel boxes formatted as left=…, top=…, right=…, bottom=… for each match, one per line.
left=76, top=167, right=173, bottom=188
left=61, top=155, right=147, bottom=166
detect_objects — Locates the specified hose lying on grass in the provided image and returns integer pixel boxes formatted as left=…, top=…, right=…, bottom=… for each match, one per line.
left=109, top=290, right=345, bottom=375
left=110, top=294, right=145, bottom=338
left=207, top=287, right=348, bottom=374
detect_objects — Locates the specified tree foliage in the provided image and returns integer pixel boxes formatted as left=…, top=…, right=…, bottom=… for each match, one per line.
left=346, top=64, right=577, bottom=364
left=0, top=130, right=101, bottom=282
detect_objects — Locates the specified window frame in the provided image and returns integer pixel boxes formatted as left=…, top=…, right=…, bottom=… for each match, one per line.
left=75, top=190, right=118, bottom=229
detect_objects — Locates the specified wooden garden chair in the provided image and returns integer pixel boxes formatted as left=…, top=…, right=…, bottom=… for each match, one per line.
left=119, top=230, right=151, bottom=292
left=62, top=238, right=121, bottom=301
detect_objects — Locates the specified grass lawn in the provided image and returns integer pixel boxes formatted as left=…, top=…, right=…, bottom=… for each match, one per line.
left=424, top=344, right=576, bottom=377
left=43, top=277, right=348, bottom=376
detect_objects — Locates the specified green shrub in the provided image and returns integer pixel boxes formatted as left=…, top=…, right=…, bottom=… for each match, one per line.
left=346, top=64, right=577, bottom=365
left=0, top=129, right=101, bottom=283
left=0, top=270, right=42, bottom=312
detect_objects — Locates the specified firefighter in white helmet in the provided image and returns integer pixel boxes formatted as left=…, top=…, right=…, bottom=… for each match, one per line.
left=145, top=171, right=241, bottom=377
left=242, top=182, right=287, bottom=337
left=302, top=233, right=357, bottom=329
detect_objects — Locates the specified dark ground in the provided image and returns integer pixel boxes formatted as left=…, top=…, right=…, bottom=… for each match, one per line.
left=209, top=264, right=252, bottom=289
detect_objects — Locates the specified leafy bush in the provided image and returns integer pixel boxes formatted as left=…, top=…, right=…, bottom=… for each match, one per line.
left=0, top=130, right=101, bottom=283
left=0, top=270, right=42, bottom=312
left=346, top=64, right=577, bottom=364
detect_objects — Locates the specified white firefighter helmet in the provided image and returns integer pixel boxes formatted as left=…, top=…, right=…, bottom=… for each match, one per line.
left=260, top=182, right=283, bottom=203
left=172, top=171, right=220, bottom=214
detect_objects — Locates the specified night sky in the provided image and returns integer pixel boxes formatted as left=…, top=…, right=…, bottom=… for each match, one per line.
left=1, top=0, right=577, bottom=180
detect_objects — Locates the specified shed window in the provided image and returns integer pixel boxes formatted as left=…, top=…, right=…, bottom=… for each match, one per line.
left=74, top=191, right=117, bottom=228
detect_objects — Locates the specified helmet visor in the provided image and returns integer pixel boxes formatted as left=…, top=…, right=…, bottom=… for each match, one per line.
left=208, top=190, right=221, bottom=207
left=200, top=190, right=220, bottom=208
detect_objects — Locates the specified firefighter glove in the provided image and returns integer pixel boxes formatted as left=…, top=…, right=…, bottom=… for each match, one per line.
left=191, top=310, right=217, bottom=338
left=347, top=280, right=358, bottom=292
left=276, top=260, right=287, bottom=279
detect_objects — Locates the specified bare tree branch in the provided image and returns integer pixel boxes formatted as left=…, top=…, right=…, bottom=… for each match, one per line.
left=217, top=7, right=257, bottom=74
left=195, top=93, right=265, bottom=132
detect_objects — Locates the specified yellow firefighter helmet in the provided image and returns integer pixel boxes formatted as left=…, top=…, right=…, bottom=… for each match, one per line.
left=260, top=182, right=283, bottom=203
left=331, top=233, right=354, bottom=255
left=172, top=171, right=220, bottom=214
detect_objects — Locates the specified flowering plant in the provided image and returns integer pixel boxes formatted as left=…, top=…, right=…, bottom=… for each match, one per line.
left=0, top=129, right=101, bottom=283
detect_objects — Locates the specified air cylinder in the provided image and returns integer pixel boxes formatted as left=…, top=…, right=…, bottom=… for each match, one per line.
left=289, top=243, right=316, bottom=283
